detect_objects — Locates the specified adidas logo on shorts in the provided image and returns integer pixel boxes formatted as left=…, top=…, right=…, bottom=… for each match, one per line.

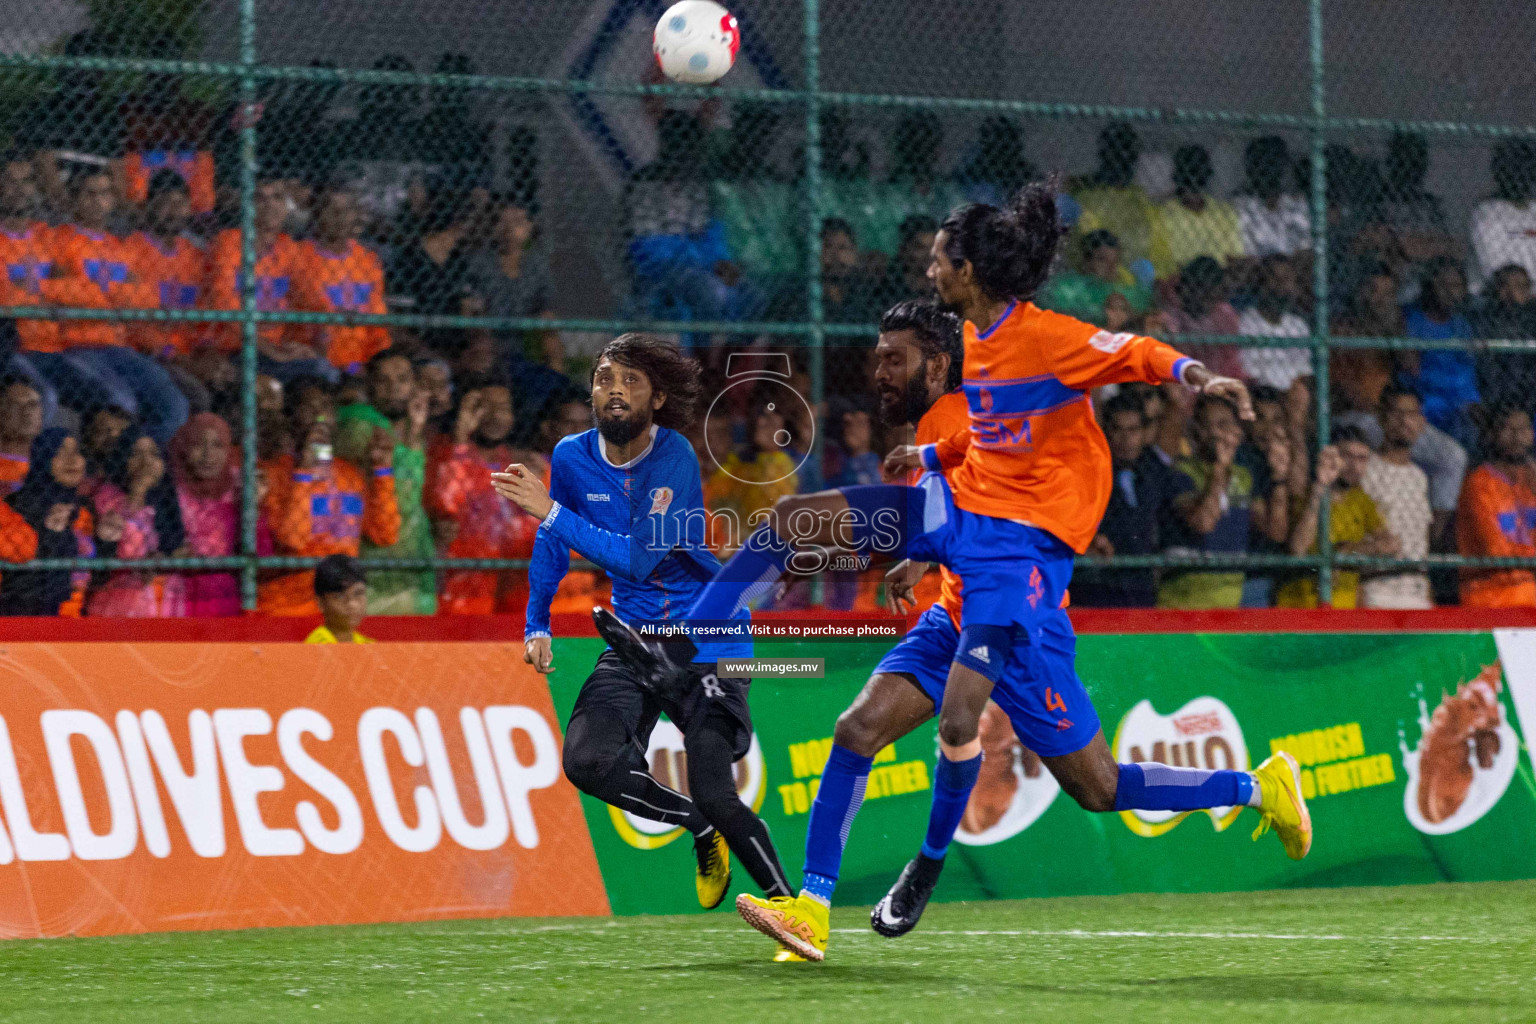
left=967, top=646, right=989, bottom=663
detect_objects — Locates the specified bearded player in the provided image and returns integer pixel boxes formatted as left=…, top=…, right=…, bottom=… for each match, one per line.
left=597, top=182, right=1314, bottom=962
left=491, top=334, right=793, bottom=912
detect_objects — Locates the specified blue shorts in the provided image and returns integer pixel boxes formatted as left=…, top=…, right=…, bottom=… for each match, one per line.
left=904, top=474, right=1076, bottom=631
left=872, top=603, right=1100, bottom=757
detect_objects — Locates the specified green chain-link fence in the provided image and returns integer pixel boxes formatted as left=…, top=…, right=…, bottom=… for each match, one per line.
left=0, top=0, right=1534, bottom=615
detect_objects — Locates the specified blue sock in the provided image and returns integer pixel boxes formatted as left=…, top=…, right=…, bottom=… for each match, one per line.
left=800, top=744, right=874, bottom=903
left=1113, top=762, right=1253, bottom=811
left=686, top=524, right=791, bottom=622
left=920, top=752, right=983, bottom=860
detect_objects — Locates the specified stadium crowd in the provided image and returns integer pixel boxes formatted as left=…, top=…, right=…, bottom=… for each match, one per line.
left=1, top=45, right=1536, bottom=615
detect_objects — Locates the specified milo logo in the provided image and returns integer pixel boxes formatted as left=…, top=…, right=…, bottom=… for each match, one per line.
left=607, top=720, right=766, bottom=849
left=1111, top=696, right=1250, bottom=837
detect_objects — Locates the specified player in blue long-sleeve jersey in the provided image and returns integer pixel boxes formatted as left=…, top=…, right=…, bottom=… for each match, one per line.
left=494, top=334, right=792, bottom=910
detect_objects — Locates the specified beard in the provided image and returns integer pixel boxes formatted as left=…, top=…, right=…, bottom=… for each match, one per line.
left=878, top=373, right=933, bottom=429
left=597, top=407, right=649, bottom=447
left=472, top=427, right=511, bottom=449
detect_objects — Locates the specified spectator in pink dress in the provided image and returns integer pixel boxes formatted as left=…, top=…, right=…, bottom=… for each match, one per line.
left=85, top=426, right=187, bottom=616
left=169, top=412, right=268, bottom=616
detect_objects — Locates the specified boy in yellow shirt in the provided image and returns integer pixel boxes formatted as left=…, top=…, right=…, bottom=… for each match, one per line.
left=303, top=554, right=375, bottom=644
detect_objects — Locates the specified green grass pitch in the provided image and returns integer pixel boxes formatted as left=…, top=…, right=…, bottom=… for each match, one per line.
left=4, top=880, right=1533, bottom=1023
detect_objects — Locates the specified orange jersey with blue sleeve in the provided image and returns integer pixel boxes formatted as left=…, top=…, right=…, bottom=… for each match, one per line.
left=0, top=222, right=61, bottom=352
left=205, top=230, right=305, bottom=352
left=912, top=389, right=969, bottom=626
left=45, top=225, right=154, bottom=348
left=124, top=232, right=208, bottom=357
left=1456, top=463, right=1536, bottom=608
left=124, top=150, right=216, bottom=215
left=258, top=453, right=402, bottom=615
left=924, top=301, right=1190, bottom=554
left=291, top=240, right=390, bottom=374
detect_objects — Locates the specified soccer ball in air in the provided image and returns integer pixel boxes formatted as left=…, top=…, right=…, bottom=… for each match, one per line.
left=654, top=1, right=740, bottom=84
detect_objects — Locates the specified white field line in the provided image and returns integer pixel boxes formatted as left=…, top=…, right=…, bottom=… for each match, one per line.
left=407, top=923, right=1528, bottom=945
left=820, top=928, right=1519, bottom=943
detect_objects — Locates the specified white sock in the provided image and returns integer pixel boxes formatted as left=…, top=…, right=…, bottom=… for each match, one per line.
left=1246, top=773, right=1264, bottom=807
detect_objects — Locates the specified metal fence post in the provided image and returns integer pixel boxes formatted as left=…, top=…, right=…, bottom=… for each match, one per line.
left=803, top=0, right=824, bottom=604
left=1309, top=0, right=1333, bottom=605
left=238, top=0, right=260, bottom=611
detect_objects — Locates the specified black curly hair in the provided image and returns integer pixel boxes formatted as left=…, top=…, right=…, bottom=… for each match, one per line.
left=592, top=333, right=703, bottom=432
left=939, top=176, right=1067, bottom=305
left=879, top=299, right=964, bottom=391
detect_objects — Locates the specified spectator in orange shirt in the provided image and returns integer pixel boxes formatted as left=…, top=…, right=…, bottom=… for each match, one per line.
left=125, top=171, right=218, bottom=412
left=425, top=375, right=546, bottom=614
left=293, top=187, right=391, bottom=377
left=0, top=154, right=65, bottom=422
left=1458, top=404, right=1536, bottom=607
left=47, top=169, right=189, bottom=444
left=205, top=177, right=336, bottom=385
left=0, top=375, right=43, bottom=496
left=259, top=378, right=401, bottom=615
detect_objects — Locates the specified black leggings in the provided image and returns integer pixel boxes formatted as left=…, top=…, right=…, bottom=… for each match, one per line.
left=563, top=707, right=791, bottom=898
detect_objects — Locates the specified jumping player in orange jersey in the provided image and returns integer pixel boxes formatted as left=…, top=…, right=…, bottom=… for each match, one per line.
left=596, top=182, right=1315, bottom=962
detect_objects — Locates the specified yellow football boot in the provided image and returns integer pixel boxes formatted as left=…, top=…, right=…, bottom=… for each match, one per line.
left=736, top=892, right=829, bottom=962
left=773, top=945, right=808, bottom=963
left=1251, top=750, right=1313, bottom=860
left=694, top=829, right=731, bottom=909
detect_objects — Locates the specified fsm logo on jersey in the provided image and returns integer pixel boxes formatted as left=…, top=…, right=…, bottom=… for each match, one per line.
left=608, top=721, right=766, bottom=849
left=1111, top=696, right=1251, bottom=837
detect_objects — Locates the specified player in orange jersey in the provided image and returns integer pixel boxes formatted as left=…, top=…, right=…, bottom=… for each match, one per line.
left=124, top=171, right=209, bottom=361
left=292, top=188, right=390, bottom=377
left=0, top=152, right=65, bottom=421
left=45, top=169, right=188, bottom=443
left=600, top=187, right=1309, bottom=961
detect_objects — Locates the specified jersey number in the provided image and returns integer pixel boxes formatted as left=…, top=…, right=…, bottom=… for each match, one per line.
left=1044, top=688, right=1067, bottom=714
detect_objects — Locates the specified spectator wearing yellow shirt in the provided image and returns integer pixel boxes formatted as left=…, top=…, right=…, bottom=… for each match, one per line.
left=1069, top=122, right=1170, bottom=284
left=303, top=554, right=375, bottom=644
left=707, top=399, right=799, bottom=554
left=1278, top=426, right=1399, bottom=608
left=1154, top=145, right=1247, bottom=278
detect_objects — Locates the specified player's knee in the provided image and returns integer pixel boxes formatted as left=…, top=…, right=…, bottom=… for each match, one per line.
left=765, top=493, right=809, bottom=540
left=561, top=744, right=615, bottom=797
left=1062, top=766, right=1119, bottom=813
left=832, top=706, right=887, bottom=758
left=936, top=711, right=979, bottom=750
left=690, top=778, right=743, bottom=825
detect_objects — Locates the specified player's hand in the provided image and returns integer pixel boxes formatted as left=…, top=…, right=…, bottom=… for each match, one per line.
left=1265, top=434, right=1292, bottom=481
left=883, top=444, right=923, bottom=480
left=1185, top=364, right=1254, bottom=421
left=883, top=559, right=928, bottom=615
left=367, top=426, right=395, bottom=472
left=44, top=502, right=74, bottom=533
left=1314, top=444, right=1342, bottom=488
left=404, top=388, right=430, bottom=448
left=1214, top=427, right=1241, bottom=469
left=491, top=463, right=554, bottom=520
left=454, top=390, right=486, bottom=445
left=95, top=510, right=124, bottom=544
left=524, top=636, right=554, bottom=674
left=1088, top=533, right=1115, bottom=557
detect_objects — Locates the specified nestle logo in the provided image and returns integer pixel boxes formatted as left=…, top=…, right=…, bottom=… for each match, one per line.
left=1173, top=712, right=1223, bottom=736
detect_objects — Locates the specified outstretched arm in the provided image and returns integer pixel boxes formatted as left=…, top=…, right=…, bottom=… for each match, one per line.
left=493, top=464, right=674, bottom=583
left=1046, top=320, right=1254, bottom=419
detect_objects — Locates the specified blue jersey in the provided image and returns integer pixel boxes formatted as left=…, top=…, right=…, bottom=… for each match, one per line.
left=525, top=425, right=752, bottom=661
